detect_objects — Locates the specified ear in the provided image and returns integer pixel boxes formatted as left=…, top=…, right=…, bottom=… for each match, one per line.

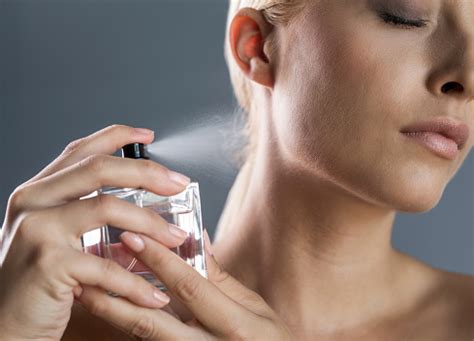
left=229, top=7, right=274, bottom=89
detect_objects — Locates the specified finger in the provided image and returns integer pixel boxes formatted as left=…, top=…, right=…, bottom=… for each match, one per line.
left=27, top=124, right=155, bottom=183
left=15, top=154, right=190, bottom=211
left=77, top=284, right=198, bottom=340
left=203, top=228, right=270, bottom=317
left=120, top=232, right=253, bottom=336
left=37, top=194, right=188, bottom=249
left=66, top=250, right=171, bottom=310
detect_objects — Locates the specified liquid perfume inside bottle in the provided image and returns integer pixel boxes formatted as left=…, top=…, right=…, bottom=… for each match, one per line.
left=80, top=143, right=207, bottom=293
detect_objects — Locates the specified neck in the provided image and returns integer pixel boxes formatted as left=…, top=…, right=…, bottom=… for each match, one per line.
left=213, top=129, right=421, bottom=334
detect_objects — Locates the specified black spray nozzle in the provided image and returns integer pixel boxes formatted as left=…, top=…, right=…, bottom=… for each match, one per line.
left=121, top=143, right=149, bottom=159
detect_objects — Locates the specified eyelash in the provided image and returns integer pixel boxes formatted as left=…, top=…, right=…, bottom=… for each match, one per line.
left=379, top=12, right=428, bottom=29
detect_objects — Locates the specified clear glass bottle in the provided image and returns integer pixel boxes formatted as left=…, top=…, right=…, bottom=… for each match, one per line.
left=80, top=143, right=207, bottom=293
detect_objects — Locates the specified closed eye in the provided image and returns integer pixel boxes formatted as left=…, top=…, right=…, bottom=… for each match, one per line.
left=379, top=11, right=428, bottom=29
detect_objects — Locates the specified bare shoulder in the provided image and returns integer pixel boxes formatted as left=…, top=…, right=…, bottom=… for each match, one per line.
left=420, top=268, right=474, bottom=338
left=394, top=253, right=474, bottom=340
left=433, top=269, right=474, bottom=310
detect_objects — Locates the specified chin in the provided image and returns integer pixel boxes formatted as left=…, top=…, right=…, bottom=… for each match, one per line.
left=395, top=193, right=442, bottom=213
left=384, top=180, right=445, bottom=213
left=344, top=166, right=447, bottom=213
left=369, top=154, right=452, bottom=213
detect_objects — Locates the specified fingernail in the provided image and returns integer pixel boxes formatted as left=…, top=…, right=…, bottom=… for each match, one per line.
left=134, top=127, right=154, bottom=136
left=168, top=224, right=188, bottom=240
left=203, top=228, right=213, bottom=256
left=153, top=289, right=170, bottom=304
left=120, top=232, right=145, bottom=252
left=167, top=170, right=191, bottom=187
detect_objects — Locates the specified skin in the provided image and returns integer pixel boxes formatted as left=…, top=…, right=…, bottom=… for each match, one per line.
left=0, top=125, right=293, bottom=341
left=212, top=0, right=474, bottom=339
left=0, top=127, right=192, bottom=340
left=1, top=0, right=473, bottom=340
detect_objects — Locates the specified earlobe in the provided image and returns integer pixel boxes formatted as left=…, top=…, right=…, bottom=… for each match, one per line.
left=249, top=57, right=273, bottom=89
left=229, top=9, right=274, bottom=89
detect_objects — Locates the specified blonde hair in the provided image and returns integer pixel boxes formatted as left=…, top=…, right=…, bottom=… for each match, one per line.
left=224, top=0, right=304, bottom=166
left=215, top=0, right=304, bottom=242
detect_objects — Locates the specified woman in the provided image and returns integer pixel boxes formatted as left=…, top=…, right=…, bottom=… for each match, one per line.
left=1, top=0, right=473, bottom=339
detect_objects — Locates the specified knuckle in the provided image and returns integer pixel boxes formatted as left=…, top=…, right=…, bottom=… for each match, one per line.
left=143, top=206, right=157, bottom=222
left=138, top=159, right=155, bottom=173
left=129, top=314, right=158, bottom=339
left=143, top=207, right=163, bottom=230
left=145, top=248, right=168, bottom=270
left=100, top=257, right=119, bottom=279
left=108, top=123, right=128, bottom=132
left=171, top=274, right=203, bottom=304
left=104, top=124, right=132, bottom=138
left=94, top=195, right=119, bottom=226
left=138, top=159, right=168, bottom=175
left=96, top=193, right=117, bottom=214
left=64, top=137, right=85, bottom=154
left=80, top=154, right=108, bottom=174
left=88, top=297, right=108, bottom=317
left=8, top=185, right=30, bottom=213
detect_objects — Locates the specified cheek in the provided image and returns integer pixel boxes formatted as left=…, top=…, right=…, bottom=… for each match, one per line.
left=273, top=14, right=397, bottom=172
left=271, top=11, right=459, bottom=211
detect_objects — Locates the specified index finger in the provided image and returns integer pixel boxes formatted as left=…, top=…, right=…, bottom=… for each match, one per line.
left=119, top=232, right=254, bottom=337
left=27, top=124, right=155, bottom=183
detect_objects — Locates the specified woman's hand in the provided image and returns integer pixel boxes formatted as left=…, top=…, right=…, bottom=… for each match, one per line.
left=75, top=229, right=295, bottom=340
left=0, top=125, right=191, bottom=340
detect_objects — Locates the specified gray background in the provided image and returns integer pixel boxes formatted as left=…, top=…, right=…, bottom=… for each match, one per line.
left=1, top=0, right=472, bottom=275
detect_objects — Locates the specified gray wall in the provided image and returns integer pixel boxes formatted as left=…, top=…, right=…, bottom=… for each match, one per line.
left=1, top=0, right=472, bottom=275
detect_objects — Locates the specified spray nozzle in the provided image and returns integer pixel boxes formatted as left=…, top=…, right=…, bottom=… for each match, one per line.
left=121, top=143, right=149, bottom=159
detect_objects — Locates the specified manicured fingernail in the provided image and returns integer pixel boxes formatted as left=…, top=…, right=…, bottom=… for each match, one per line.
left=153, top=289, right=170, bottom=304
left=168, top=170, right=191, bottom=187
left=168, top=224, right=188, bottom=240
left=120, top=232, right=145, bottom=252
left=204, top=228, right=213, bottom=256
left=134, top=127, right=154, bottom=136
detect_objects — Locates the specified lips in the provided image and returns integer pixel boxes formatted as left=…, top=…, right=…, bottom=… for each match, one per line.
left=400, top=116, right=470, bottom=160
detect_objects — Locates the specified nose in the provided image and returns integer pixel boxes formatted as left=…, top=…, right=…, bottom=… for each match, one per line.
left=428, top=33, right=474, bottom=104
left=439, top=64, right=474, bottom=103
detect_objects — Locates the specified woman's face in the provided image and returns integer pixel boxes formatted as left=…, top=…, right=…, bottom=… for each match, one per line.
left=271, top=0, right=473, bottom=212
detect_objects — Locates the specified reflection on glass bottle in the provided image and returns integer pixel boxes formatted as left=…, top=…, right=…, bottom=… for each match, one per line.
left=80, top=143, right=207, bottom=294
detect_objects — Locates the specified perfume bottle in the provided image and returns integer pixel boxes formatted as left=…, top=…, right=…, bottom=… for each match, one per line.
left=80, top=143, right=207, bottom=293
